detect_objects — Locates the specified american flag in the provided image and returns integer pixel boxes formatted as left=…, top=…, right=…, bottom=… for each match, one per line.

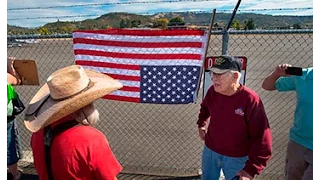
left=72, top=29, right=208, bottom=104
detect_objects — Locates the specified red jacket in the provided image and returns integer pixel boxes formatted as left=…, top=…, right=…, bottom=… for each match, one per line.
left=197, top=85, right=272, bottom=177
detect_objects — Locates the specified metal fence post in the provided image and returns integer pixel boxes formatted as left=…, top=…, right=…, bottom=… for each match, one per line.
left=221, top=30, right=229, bottom=55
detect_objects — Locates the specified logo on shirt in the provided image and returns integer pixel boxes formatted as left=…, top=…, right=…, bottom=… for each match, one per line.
left=235, top=108, right=244, bottom=116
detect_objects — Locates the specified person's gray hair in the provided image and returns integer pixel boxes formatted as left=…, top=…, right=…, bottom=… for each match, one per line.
left=228, top=70, right=242, bottom=83
left=74, top=103, right=99, bottom=126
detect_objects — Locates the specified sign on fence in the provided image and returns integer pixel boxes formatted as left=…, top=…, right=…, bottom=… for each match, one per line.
left=202, top=56, right=247, bottom=97
left=13, top=59, right=40, bottom=85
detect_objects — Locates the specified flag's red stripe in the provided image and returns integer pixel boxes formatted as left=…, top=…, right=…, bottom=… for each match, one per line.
left=103, top=94, right=140, bottom=103
left=75, top=50, right=202, bottom=60
left=74, top=28, right=205, bottom=36
left=75, top=60, right=140, bottom=70
left=73, top=38, right=203, bottom=48
left=106, top=73, right=140, bottom=82
left=120, top=86, right=140, bottom=92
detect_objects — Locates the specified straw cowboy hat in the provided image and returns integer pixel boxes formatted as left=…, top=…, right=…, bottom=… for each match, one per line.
left=24, top=65, right=123, bottom=132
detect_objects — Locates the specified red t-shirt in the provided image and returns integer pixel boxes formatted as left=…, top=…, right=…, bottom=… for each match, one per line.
left=197, top=85, right=272, bottom=178
left=31, top=117, right=122, bottom=180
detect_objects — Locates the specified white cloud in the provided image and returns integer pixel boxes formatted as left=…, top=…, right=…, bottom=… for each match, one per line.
left=7, top=0, right=313, bottom=28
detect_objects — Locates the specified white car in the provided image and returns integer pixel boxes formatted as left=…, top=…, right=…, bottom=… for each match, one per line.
left=7, top=43, right=22, bottom=48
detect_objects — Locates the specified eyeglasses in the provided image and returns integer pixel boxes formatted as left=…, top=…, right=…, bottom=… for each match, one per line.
left=210, top=72, right=230, bottom=80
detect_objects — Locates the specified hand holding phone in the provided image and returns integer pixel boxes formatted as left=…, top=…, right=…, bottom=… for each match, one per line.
left=285, top=67, right=303, bottom=76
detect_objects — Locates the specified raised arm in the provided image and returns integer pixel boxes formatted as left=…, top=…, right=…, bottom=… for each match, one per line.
left=262, top=64, right=291, bottom=91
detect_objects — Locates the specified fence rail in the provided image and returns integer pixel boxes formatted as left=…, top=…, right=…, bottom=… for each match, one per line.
left=7, top=29, right=313, bottom=179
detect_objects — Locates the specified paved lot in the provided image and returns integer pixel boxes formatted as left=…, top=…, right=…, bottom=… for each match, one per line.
left=16, top=160, right=202, bottom=180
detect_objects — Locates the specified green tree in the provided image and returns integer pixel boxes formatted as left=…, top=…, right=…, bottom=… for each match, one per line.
left=156, top=18, right=169, bottom=29
left=61, top=26, right=68, bottom=33
left=67, top=26, right=76, bottom=33
left=244, top=18, right=255, bottom=30
left=120, top=19, right=126, bottom=28
left=39, top=27, right=49, bottom=35
left=126, top=19, right=132, bottom=28
left=170, top=16, right=184, bottom=23
left=232, top=20, right=241, bottom=30
left=169, top=16, right=185, bottom=26
left=131, top=20, right=141, bottom=28
left=293, top=23, right=302, bottom=29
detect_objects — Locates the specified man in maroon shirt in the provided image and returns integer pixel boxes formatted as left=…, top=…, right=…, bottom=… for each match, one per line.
left=24, top=65, right=123, bottom=180
left=197, top=55, right=272, bottom=180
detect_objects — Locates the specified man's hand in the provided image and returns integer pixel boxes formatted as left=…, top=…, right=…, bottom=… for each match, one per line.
left=236, top=170, right=253, bottom=180
left=262, top=63, right=292, bottom=91
left=198, top=127, right=206, bottom=141
left=273, top=64, right=292, bottom=77
left=7, top=56, right=15, bottom=73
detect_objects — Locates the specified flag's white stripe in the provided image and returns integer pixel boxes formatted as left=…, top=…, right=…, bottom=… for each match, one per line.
left=76, top=55, right=203, bottom=66
left=81, top=65, right=140, bottom=77
left=82, top=66, right=139, bottom=86
left=118, top=80, right=140, bottom=87
left=109, top=90, right=140, bottom=98
left=73, top=32, right=206, bottom=43
left=74, top=44, right=205, bottom=54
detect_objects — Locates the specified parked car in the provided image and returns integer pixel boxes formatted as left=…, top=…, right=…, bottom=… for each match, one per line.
left=7, top=43, right=22, bottom=48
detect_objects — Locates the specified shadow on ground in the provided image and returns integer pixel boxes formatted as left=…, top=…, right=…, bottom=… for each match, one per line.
left=13, top=161, right=201, bottom=180
left=8, top=172, right=200, bottom=180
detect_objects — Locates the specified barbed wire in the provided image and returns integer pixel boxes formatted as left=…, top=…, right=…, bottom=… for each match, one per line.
left=8, top=0, right=227, bottom=11
left=7, top=7, right=313, bottom=21
left=237, top=7, right=312, bottom=12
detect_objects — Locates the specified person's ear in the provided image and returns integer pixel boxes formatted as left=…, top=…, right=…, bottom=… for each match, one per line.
left=233, top=72, right=239, bottom=80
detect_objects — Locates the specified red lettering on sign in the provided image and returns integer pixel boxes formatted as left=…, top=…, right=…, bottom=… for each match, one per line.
left=205, top=56, right=247, bottom=70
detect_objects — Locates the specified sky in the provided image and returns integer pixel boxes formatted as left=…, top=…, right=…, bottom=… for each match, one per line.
left=7, top=0, right=313, bottom=28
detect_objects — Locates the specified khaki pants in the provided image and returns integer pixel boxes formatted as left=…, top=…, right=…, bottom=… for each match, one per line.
left=285, top=140, right=313, bottom=180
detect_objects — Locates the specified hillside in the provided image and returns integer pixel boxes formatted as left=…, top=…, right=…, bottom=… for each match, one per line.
left=156, top=12, right=313, bottom=29
left=7, top=12, right=313, bottom=35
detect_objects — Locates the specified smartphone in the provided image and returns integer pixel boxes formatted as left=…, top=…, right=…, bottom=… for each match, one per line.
left=285, top=67, right=303, bottom=76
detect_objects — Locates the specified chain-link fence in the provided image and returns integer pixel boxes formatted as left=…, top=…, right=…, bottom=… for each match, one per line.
left=7, top=29, right=312, bottom=179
